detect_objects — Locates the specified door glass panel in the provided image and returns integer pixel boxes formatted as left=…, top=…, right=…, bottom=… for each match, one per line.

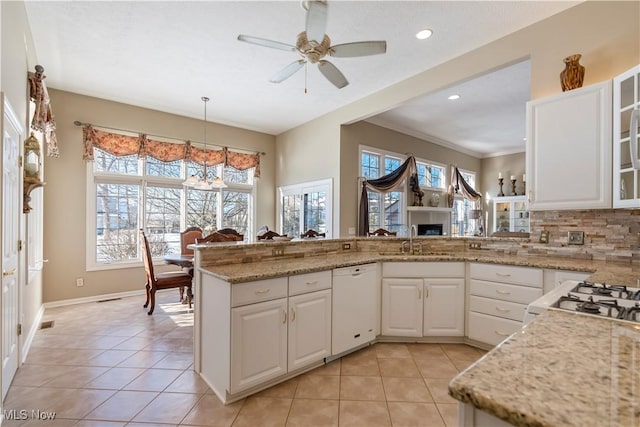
left=636, top=72, right=640, bottom=102
left=621, top=108, right=631, bottom=139
left=620, top=171, right=634, bottom=200
left=621, top=76, right=634, bottom=108
left=620, top=140, right=631, bottom=169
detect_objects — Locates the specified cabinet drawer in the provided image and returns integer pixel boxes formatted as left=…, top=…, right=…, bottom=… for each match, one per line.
left=469, top=295, right=527, bottom=322
left=470, top=263, right=542, bottom=288
left=382, top=262, right=464, bottom=278
left=468, top=312, right=523, bottom=347
left=289, top=270, right=332, bottom=296
left=470, top=280, right=542, bottom=305
left=231, top=277, right=288, bottom=307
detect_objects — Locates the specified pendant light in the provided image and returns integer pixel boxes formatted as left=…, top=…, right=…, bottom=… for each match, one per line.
left=183, top=96, right=227, bottom=190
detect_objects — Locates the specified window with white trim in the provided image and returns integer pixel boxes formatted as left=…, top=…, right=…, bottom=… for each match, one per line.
left=279, top=179, right=332, bottom=238
left=87, top=147, right=255, bottom=270
left=415, top=159, right=446, bottom=190
left=359, top=146, right=405, bottom=233
left=451, top=170, right=477, bottom=237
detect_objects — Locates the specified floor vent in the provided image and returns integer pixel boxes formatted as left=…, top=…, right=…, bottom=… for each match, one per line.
left=96, top=298, right=122, bottom=303
left=40, top=320, right=54, bottom=329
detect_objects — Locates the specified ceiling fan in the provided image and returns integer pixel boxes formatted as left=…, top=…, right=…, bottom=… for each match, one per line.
left=237, top=0, right=387, bottom=89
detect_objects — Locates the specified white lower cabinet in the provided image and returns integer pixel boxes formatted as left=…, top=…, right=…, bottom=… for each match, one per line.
left=288, top=289, right=332, bottom=371
left=423, top=278, right=465, bottom=336
left=228, top=271, right=332, bottom=395
left=231, top=298, right=288, bottom=392
left=382, top=278, right=424, bottom=336
left=468, top=263, right=542, bottom=347
left=382, top=262, right=465, bottom=338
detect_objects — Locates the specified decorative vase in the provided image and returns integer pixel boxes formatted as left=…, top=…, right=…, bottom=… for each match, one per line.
left=560, top=54, right=585, bottom=92
left=428, top=193, right=440, bottom=207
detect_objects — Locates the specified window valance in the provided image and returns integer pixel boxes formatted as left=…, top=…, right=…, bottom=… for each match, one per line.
left=28, top=65, right=59, bottom=157
left=82, top=125, right=261, bottom=177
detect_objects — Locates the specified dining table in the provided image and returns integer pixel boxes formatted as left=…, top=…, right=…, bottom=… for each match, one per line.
left=163, top=253, right=195, bottom=304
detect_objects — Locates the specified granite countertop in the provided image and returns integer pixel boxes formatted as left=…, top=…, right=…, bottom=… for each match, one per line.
left=448, top=309, right=640, bottom=427
left=199, top=250, right=640, bottom=286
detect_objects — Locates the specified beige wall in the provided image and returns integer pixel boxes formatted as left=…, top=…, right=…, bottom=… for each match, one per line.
left=43, top=90, right=276, bottom=302
left=1, top=0, right=43, bottom=360
left=276, top=1, right=639, bottom=236
left=340, top=121, right=481, bottom=235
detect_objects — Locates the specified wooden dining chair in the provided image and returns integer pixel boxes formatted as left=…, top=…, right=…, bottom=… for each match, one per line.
left=178, top=226, right=202, bottom=302
left=300, top=229, right=326, bottom=238
left=367, top=228, right=397, bottom=236
left=217, top=228, right=244, bottom=241
left=197, top=231, right=239, bottom=243
left=140, top=229, right=193, bottom=315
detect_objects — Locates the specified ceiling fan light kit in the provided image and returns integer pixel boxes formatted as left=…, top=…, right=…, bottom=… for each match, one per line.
left=238, top=0, right=386, bottom=90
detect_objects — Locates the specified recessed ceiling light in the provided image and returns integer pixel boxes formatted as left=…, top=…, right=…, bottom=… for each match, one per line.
left=416, top=29, right=433, bottom=40
left=447, top=94, right=460, bottom=100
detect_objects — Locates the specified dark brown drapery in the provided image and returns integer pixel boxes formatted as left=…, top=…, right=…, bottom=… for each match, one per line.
left=450, top=166, right=481, bottom=201
left=82, top=125, right=261, bottom=176
left=358, top=156, right=417, bottom=236
left=28, top=66, right=59, bottom=157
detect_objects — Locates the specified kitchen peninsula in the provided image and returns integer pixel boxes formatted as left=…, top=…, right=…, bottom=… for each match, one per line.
left=191, top=236, right=640, bottom=421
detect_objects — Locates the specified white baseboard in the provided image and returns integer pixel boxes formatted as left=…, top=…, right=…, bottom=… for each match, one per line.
left=21, top=304, right=45, bottom=364
left=43, top=289, right=149, bottom=309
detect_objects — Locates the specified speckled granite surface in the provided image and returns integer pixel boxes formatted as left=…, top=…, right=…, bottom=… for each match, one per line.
left=449, top=310, right=640, bottom=427
left=199, top=249, right=640, bottom=286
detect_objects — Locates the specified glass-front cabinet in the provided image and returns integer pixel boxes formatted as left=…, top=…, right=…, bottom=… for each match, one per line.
left=613, top=64, right=640, bottom=207
left=493, top=196, right=529, bottom=234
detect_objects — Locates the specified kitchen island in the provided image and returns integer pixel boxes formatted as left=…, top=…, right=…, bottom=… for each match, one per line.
left=449, top=309, right=639, bottom=427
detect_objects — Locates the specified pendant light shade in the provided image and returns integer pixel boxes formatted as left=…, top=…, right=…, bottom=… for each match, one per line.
left=183, top=96, right=227, bottom=190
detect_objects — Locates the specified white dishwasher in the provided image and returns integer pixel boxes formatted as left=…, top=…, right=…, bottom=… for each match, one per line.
left=332, top=263, right=379, bottom=356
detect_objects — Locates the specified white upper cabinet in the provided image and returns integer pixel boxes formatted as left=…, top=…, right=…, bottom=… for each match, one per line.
left=613, top=65, right=640, bottom=208
left=526, top=81, right=612, bottom=210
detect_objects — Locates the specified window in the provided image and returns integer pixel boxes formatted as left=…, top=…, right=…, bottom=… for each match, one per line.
left=279, top=179, right=332, bottom=239
left=416, top=160, right=446, bottom=189
left=359, top=146, right=405, bottom=234
left=450, top=170, right=478, bottom=237
left=87, top=148, right=255, bottom=270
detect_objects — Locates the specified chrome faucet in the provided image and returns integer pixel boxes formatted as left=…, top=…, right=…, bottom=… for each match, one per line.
left=410, top=224, right=417, bottom=254
left=401, top=240, right=409, bottom=254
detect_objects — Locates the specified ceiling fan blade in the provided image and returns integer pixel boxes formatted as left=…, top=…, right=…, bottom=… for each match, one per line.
left=270, top=60, right=305, bottom=83
left=318, top=60, right=348, bottom=89
left=330, top=41, right=387, bottom=57
left=305, top=0, right=328, bottom=43
left=237, top=35, right=296, bottom=52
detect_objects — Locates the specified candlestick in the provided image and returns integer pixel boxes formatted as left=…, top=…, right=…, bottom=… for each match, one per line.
left=510, top=175, right=515, bottom=181
left=511, top=179, right=517, bottom=196
left=497, top=178, right=504, bottom=197
left=522, top=174, right=526, bottom=183
left=498, top=172, right=503, bottom=179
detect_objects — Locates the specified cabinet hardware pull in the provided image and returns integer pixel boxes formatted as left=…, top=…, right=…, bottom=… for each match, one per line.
left=495, top=272, right=511, bottom=277
left=495, top=307, right=510, bottom=313
left=631, top=109, right=640, bottom=170
left=305, top=280, right=318, bottom=285
left=2, top=269, right=16, bottom=277
left=494, top=330, right=510, bottom=337
left=254, top=289, right=270, bottom=294
left=283, top=310, right=287, bottom=324
left=291, top=308, right=296, bottom=322
left=424, top=288, right=429, bottom=298
left=496, top=290, right=511, bottom=295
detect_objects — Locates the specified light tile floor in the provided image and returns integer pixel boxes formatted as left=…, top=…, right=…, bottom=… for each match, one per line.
left=3, top=291, right=486, bottom=426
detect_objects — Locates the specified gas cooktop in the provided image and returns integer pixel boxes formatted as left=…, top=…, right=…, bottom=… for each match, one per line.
left=551, top=281, right=640, bottom=323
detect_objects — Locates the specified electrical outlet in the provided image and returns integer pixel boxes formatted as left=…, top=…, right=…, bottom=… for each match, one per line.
left=342, top=243, right=351, bottom=250
left=76, top=278, right=84, bottom=287
left=568, top=231, right=584, bottom=245
left=468, top=242, right=481, bottom=249
left=539, top=230, right=550, bottom=244
left=272, top=248, right=284, bottom=256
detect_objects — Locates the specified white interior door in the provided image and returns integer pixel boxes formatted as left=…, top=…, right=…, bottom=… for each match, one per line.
left=2, top=95, right=22, bottom=399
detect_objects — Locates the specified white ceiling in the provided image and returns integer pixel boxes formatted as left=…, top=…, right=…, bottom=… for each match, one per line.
left=24, top=1, right=579, bottom=157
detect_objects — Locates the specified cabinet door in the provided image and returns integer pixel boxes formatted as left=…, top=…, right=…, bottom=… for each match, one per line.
left=423, top=278, right=465, bottom=336
left=231, top=298, right=287, bottom=393
left=613, top=65, right=640, bottom=208
left=288, top=289, right=332, bottom=371
left=526, top=81, right=612, bottom=210
left=381, top=278, right=423, bottom=337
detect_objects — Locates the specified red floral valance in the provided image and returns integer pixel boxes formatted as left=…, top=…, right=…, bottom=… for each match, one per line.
left=82, top=125, right=260, bottom=177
